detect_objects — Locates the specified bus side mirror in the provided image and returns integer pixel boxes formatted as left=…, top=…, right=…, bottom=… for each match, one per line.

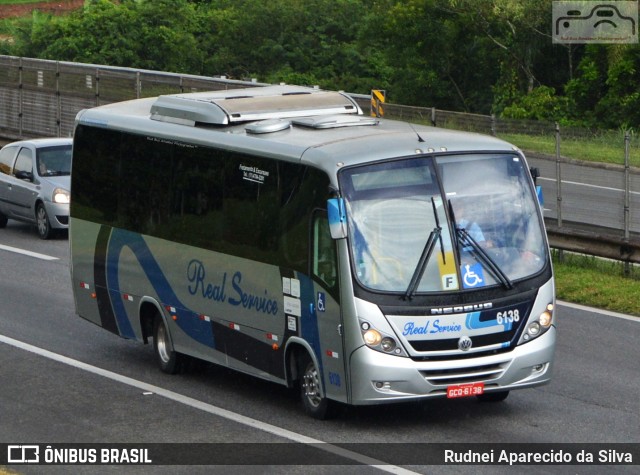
left=327, top=198, right=347, bottom=239
left=529, top=167, right=540, bottom=185
left=536, top=185, right=544, bottom=207
left=529, top=167, right=543, bottom=206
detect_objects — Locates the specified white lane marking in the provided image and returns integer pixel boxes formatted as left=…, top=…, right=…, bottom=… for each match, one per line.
left=0, top=244, right=58, bottom=261
left=557, top=300, right=639, bottom=322
left=0, top=334, right=419, bottom=474
left=539, top=177, right=640, bottom=195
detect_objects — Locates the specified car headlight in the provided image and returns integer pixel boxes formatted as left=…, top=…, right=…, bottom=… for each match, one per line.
left=53, top=188, right=70, bottom=204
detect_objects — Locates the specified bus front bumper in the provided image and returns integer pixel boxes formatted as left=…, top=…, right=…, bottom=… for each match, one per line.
left=348, top=326, right=556, bottom=405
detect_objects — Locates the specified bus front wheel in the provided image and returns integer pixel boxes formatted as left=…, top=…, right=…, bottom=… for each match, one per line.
left=299, top=353, right=335, bottom=420
left=153, top=316, right=184, bottom=374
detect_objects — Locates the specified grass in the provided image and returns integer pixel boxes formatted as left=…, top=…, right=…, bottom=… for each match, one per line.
left=552, top=250, right=640, bottom=316
left=498, top=131, right=640, bottom=167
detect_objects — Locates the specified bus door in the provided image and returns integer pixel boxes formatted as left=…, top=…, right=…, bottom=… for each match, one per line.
left=309, top=210, right=347, bottom=402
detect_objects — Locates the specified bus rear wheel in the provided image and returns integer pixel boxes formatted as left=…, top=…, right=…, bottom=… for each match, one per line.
left=299, top=353, right=335, bottom=420
left=153, top=316, right=184, bottom=374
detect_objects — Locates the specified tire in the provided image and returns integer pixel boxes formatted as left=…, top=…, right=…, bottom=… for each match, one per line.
left=36, top=203, right=52, bottom=239
left=299, top=352, right=335, bottom=420
left=477, top=390, right=510, bottom=402
left=153, top=315, right=184, bottom=374
left=0, top=211, right=7, bottom=228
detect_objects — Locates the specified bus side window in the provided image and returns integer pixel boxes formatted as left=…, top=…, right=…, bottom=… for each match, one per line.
left=312, top=211, right=338, bottom=297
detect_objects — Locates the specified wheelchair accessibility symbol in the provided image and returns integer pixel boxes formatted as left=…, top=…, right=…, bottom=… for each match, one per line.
left=317, top=292, right=326, bottom=312
left=462, top=263, right=485, bottom=289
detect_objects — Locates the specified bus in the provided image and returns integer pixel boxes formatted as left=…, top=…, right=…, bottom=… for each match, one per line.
left=70, top=85, right=556, bottom=419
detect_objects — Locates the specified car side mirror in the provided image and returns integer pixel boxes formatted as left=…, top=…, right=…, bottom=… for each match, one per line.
left=15, top=170, right=33, bottom=182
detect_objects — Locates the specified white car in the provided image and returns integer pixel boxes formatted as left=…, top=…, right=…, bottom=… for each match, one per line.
left=0, top=138, right=72, bottom=239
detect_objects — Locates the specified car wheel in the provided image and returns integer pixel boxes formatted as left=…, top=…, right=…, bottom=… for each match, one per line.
left=477, top=390, right=510, bottom=402
left=153, top=315, right=184, bottom=374
left=36, top=203, right=52, bottom=239
left=0, top=211, right=7, bottom=228
left=299, top=352, right=335, bottom=419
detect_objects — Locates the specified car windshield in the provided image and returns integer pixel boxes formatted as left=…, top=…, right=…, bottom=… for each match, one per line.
left=339, top=154, right=547, bottom=293
left=36, top=145, right=72, bottom=176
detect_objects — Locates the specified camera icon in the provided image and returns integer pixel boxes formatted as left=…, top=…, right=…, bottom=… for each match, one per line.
left=552, top=1, right=638, bottom=44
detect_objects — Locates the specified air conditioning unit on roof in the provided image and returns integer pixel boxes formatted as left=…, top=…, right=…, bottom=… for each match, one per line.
left=150, top=85, right=362, bottom=126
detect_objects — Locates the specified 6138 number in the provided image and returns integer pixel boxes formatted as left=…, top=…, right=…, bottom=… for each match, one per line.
left=496, top=309, right=520, bottom=324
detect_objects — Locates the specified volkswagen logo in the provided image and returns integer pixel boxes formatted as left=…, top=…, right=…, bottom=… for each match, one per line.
left=458, top=336, right=473, bottom=351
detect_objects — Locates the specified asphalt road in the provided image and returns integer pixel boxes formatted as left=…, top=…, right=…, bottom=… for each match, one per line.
left=0, top=220, right=639, bottom=474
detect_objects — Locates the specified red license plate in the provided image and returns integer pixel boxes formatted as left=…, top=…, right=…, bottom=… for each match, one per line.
left=446, top=382, right=485, bottom=398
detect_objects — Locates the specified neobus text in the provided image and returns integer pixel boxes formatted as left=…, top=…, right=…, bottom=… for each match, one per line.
left=430, top=303, right=493, bottom=315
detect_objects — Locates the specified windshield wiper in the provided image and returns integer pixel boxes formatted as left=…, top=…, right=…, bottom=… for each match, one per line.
left=457, top=227, right=513, bottom=290
left=403, top=197, right=445, bottom=300
left=447, top=198, right=512, bottom=290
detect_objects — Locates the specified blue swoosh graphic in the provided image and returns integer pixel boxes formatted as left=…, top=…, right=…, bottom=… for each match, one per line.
left=106, top=228, right=215, bottom=347
left=466, top=311, right=512, bottom=331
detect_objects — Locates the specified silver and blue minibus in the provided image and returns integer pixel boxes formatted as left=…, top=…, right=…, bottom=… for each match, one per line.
left=70, top=85, right=555, bottom=419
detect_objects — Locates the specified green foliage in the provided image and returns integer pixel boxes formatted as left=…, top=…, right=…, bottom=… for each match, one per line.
left=11, top=0, right=202, bottom=73
left=553, top=251, right=640, bottom=316
left=195, top=0, right=377, bottom=92
left=563, top=45, right=640, bottom=129
left=501, top=86, right=569, bottom=121
left=1, top=0, right=640, bottom=128
left=596, top=47, right=640, bottom=129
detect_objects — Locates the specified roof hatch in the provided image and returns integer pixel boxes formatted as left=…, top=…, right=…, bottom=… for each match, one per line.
left=292, top=115, right=378, bottom=129
left=150, top=85, right=362, bottom=126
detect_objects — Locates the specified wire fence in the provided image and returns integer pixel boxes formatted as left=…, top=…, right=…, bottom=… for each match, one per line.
left=1, top=55, right=639, bottom=260
left=0, top=56, right=268, bottom=139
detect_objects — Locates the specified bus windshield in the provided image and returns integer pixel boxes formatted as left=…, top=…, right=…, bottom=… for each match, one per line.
left=339, top=154, right=547, bottom=293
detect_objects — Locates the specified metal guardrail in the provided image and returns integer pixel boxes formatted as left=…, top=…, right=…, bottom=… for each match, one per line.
left=1, top=55, right=639, bottom=263
left=527, top=150, right=640, bottom=264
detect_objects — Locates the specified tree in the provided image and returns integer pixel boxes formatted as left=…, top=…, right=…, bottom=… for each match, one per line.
left=359, top=0, right=466, bottom=109
left=596, top=45, right=640, bottom=129
left=14, top=0, right=202, bottom=74
left=195, top=0, right=376, bottom=92
left=2, top=0, right=639, bottom=128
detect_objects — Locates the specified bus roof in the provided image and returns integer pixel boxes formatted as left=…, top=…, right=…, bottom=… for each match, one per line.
left=75, top=86, right=520, bottom=181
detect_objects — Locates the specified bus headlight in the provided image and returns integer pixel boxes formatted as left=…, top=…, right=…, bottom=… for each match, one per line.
left=523, top=303, right=554, bottom=342
left=527, top=322, right=541, bottom=336
left=539, top=304, right=554, bottom=327
left=380, top=337, right=396, bottom=352
left=359, top=320, right=407, bottom=357
left=363, top=329, right=382, bottom=346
